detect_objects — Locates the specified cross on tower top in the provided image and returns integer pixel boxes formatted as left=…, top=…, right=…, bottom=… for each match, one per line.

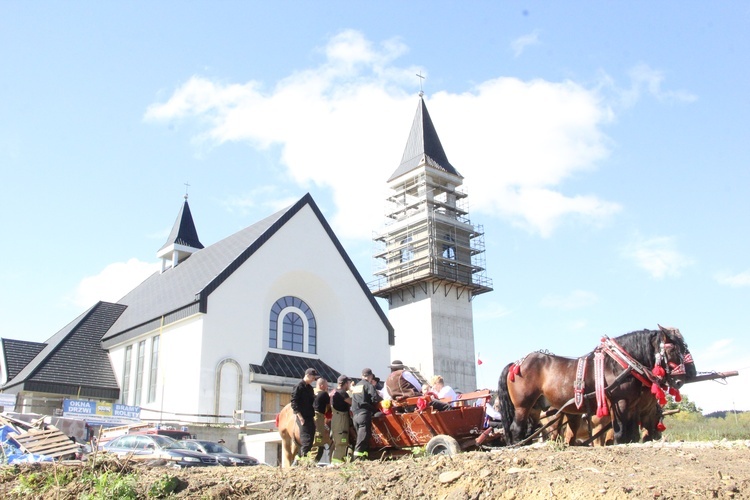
left=416, top=72, right=425, bottom=97
left=184, top=181, right=191, bottom=200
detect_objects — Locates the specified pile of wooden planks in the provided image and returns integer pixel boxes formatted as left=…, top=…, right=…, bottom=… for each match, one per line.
left=0, top=414, right=78, bottom=460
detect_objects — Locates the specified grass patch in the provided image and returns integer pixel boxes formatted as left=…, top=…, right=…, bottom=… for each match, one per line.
left=80, top=470, right=138, bottom=500
left=663, top=411, right=750, bottom=441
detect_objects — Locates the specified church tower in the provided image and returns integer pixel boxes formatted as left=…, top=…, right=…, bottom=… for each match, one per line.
left=371, top=95, right=492, bottom=392
left=157, top=194, right=204, bottom=273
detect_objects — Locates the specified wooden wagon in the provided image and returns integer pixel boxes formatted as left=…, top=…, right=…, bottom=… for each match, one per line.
left=368, top=389, right=504, bottom=457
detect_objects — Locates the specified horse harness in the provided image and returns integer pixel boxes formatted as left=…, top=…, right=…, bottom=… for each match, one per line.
left=507, top=328, right=689, bottom=448
left=573, top=333, right=686, bottom=418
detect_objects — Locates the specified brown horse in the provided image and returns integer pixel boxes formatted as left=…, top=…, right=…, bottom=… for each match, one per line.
left=498, top=327, right=694, bottom=445
left=275, top=403, right=299, bottom=468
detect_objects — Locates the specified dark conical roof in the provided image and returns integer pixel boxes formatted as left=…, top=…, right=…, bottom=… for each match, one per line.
left=159, top=199, right=204, bottom=252
left=388, top=96, right=462, bottom=182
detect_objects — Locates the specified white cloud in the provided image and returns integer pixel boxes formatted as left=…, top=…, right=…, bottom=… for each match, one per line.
left=145, top=30, right=622, bottom=239
left=511, top=30, right=540, bottom=58
left=540, top=289, right=598, bottom=310
left=696, top=338, right=734, bottom=364
left=221, top=186, right=299, bottom=217
left=623, top=235, right=693, bottom=279
left=568, top=319, right=589, bottom=331
left=715, top=269, right=750, bottom=288
left=70, top=258, right=160, bottom=308
left=474, top=302, right=513, bottom=320
left=604, top=63, right=697, bottom=110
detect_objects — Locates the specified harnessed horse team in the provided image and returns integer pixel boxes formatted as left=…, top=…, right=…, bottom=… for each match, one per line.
left=498, top=325, right=695, bottom=445
left=275, top=325, right=696, bottom=465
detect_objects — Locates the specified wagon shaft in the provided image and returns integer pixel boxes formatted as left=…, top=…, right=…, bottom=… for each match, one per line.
left=685, top=371, right=739, bottom=384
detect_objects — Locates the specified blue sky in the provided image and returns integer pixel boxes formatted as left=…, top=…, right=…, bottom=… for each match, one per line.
left=1, top=2, right=748, bottom=413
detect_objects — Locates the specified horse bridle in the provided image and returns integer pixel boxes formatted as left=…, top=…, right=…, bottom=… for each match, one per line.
left=655, top=330, right=690, bottom=383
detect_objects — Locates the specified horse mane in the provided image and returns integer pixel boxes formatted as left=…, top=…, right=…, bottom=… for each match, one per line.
left=497, top=363, right=515, bottom=441
left=606, top=329, right=658, bottom=370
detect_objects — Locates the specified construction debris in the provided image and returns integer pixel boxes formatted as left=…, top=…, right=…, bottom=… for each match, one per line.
left=0, top=414, right=78, bottom=463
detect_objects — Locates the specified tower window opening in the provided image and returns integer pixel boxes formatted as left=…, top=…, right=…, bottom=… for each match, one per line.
left=400, top=236, right=414, bottom=263
left=442, top=234, right=456, bottom=261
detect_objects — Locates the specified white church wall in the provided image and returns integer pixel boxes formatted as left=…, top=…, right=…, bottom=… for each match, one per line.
left=158, top=316, right=205, bottom=418
left=109, top=347, right=125, bottom=392
left=389, top=294, right=435, bottom=380
left=110, top=315, right=205, bottom=421
left=199, top=204, right=390, bottom=417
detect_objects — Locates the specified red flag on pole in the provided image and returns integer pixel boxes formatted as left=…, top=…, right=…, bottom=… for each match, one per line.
left=477, top=358, right=483, bottom=365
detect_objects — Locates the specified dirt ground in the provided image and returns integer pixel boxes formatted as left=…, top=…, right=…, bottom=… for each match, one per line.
left=2, top=440, right=749, bottom=499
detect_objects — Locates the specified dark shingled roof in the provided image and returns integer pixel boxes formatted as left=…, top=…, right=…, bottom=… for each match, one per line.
left=388, top=96, right=462, bottom=182
left=158, top=199, right=204, bottom=252
left=102, top=193, right=394, bottom=348
left=1, top=339, right=45, bottom=381
left=249, top=351, right=340, bottom=383
left=2, top=301, right=126, bottom=400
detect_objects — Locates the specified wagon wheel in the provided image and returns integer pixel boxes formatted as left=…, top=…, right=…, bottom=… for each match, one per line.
left=425, top=435, right=461, bottom=456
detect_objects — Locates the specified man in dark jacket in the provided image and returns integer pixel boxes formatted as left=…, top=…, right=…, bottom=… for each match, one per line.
left=290, top=368, right=319, bottom=459
left=351, top=368, right=382, bottom=460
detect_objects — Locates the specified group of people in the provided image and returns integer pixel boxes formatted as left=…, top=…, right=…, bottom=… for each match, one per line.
left=289, top=360, right=460, bottom=464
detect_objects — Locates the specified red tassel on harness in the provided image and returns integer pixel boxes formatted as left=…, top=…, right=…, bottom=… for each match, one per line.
left=657, top=422, right=667, bottom=432
left=596, top=404, right=609, bottom=418
left=651, top=384, right=667, bottom=405
left=652, top=365, right=666, bottom=378
left=509, top=363, right=521, bottom=382
left=668, top=386, right=682, bottom=402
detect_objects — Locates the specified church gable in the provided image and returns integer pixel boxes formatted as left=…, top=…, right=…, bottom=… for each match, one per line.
left=103, top=193, right=392, bottom=350
left=200, top=200, right=393, bottom=367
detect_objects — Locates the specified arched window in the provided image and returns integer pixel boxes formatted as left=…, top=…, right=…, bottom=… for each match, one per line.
left=269, top=296, right=317, bottom=354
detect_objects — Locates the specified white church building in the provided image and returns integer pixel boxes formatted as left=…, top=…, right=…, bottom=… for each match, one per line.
left=1, top=194, right=393, bottom=428
left=1, top=94, right=490, bottom=463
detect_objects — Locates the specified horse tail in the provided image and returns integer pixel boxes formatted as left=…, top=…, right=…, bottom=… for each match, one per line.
left=497, top=362, right=515, bottom=444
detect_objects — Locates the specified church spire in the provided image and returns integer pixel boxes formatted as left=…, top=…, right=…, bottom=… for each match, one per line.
left=371, top=94, right=492, bottom=393
left=388, top=96, right=461, bottom=182
left=157, top=195, right=204, bottom=272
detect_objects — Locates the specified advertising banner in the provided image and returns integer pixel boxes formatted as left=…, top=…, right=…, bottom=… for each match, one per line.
left=0, top=393, right=16, bottom=412
left=62, top=399, right=141, bottom=423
